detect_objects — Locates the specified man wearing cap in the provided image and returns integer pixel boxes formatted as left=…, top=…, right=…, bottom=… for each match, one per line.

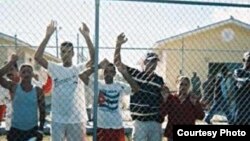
left=233, top=51, right=250, bottom=125
left=114, top=33, right=165, bottom=141
left=0, top=54, right=45, bottom=141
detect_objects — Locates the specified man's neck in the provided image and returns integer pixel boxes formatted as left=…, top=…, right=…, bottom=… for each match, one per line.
left=63, top=61, right=72, bottom=67
left=177, top=92, right=189, bottom=103
left=20, top=80, right=33, bottom=92
left=105, top=80, right=113, bottom=84
left=144, top=69, right=154, bottom=76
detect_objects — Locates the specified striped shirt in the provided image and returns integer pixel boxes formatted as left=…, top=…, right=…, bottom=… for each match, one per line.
left=127, top=66, right=164, bottom=122
left=234, top=68, right=250, bottom=124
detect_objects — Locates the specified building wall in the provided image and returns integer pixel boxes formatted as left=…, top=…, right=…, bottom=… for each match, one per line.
left=156, top=23, right=250, bottom=90
left=0, top=36, right=60, bottom=84
left=0, top=38, right=15, bottom=46
left=0, top=39, right=16, bottom=66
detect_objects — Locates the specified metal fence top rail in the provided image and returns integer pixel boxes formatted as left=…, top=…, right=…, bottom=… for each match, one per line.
left=108, top=0, right=250, bottom=8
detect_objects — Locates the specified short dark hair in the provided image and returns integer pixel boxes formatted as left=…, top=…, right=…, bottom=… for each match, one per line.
left=61, top=41, right=73, bottom=48
left=107, top=63, right=115, bottom=68
left=106, top=63, right=116, bottom=70
left=104, top=63, right=116, bottom=72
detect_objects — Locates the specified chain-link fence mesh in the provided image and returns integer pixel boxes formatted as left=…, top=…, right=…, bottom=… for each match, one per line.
left=0, top=0, right=250, bottom=141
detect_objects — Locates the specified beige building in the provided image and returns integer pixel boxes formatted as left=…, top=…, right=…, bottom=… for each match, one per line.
left=154, top=17, right=250, bottom=90
left=0, top=32, right=60, bottom=81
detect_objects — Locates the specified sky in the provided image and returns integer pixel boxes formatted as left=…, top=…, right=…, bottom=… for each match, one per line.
left=0, top=0, right=250, bottom=66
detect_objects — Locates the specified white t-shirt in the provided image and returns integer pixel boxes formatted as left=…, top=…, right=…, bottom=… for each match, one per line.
left=48, top=62, right=87, bottom=123
left=89, top=77, right=132, bottom=129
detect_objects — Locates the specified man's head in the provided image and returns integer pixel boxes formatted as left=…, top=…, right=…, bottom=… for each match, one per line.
left=60, top=41, right=74, bottom=65
left=176, top=76, right=190, bottom=95
left=19, top=64, right=33, bottom=81
left=143, top=52, right=159, bottom=73
left=243, top=51, right=250, bottom=70
left=103, top=63, right=116, bottom=84
left=193, top=72, right=197, bottom=77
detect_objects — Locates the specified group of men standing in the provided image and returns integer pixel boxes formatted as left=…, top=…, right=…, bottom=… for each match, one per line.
left=0, top=20, right=250, bottom=141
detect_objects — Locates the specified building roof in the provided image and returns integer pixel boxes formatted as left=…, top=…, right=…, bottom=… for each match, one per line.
left=0, top=32, right=32, bottom=47
left=154, top=17, right=250, bottom=46
left=0, top=32, right=60, bottom=62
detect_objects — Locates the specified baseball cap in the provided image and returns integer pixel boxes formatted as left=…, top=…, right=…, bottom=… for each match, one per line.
left=145, top=52, right=159, bottom=61
left=243, top=51, right=250, bottom=60
left=20, top=63, right=33, bottom=71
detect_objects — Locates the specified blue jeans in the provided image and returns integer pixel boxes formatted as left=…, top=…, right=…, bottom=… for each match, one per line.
left=132, top=120, right=162, bottom=141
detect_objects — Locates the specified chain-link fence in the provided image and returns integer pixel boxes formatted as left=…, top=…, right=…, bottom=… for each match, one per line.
left=0, top=0, right=250, bottom=141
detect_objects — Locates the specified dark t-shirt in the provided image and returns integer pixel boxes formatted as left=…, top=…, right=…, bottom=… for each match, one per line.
left=126, top=66, right=164, bottom=122
left=234, top=68, right=250, bottom=125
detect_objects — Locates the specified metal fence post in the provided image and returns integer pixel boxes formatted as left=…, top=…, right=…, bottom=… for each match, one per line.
left=93, top=0, right=100, bottom=141
left=77, top=33, right=79, bottom=64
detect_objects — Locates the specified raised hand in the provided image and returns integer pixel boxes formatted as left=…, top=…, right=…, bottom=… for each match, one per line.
left=0, top=54, right=18, bottom=78
left=98, top=58, right=110, bottom=69
left=116, top=33, right=128, bottom=46
left=79, top=22, right=90, bottom=38
left=46, top=21, right=56, bottom=37
left=10, top=54, right=18, bottom=63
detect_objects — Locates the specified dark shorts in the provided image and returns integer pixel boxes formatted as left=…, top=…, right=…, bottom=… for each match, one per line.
left=97, top=128, right=125, bottom=141
left=7, top=126, right=39, bottom=141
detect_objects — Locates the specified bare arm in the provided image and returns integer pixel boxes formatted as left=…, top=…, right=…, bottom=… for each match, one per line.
left=79, top=67, right=95, bottom=85
left=114, top=33, right=128, bottom=68
left=114, top=33, right=139, bottom=92
left=79, top=22, right=95, bottom=68
left=36, top=87, right=45, bottom=131
left=0, top=54, right=18, bottom=91
left=79, top=59, right=110, bottom=85
left=35, top=21, right=56, bottom=69
left=117, top=63, right=140, bottom=93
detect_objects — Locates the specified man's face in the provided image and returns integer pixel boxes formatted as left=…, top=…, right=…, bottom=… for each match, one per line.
left=60, top=46, right=74, bottom=63
left=20, top=66, right=33, bottom=80
left=177, top=78, right=190, bottom=95
left=144, top=59, right=158, bottom=73
left=104, top=65, right=116, bottom=83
